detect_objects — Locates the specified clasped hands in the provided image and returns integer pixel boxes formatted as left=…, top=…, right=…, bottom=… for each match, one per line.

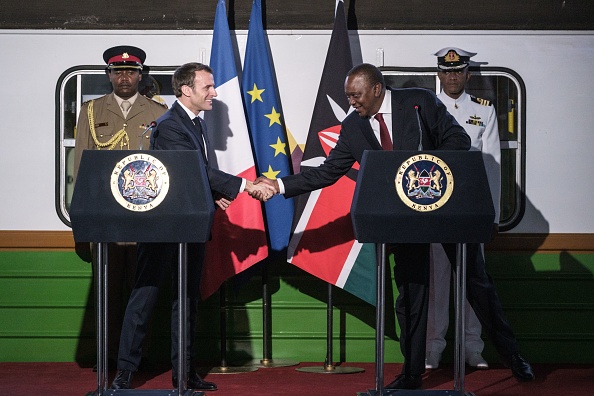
left=246, top=176, right=279, bottom=202
left=215, top=177, right=279, bottom=211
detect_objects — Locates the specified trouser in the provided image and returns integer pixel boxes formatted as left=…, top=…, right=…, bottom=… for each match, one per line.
left=392, top=243, right=430, bottom=377
left=91, top=242, right=137, bottom=361
left=441, top=242, right=519, bottom=358
left=116, top=242, right=204, bottom=374
left=426, top=243, right=484, bottom=355
left=392, top=242, right=519, bottom=377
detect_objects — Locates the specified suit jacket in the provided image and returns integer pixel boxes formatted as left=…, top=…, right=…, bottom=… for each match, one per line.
left=282, top=87, right=471, bottom=197
left=74, top=92, right=168, bottom=181
left=151, top=101, right=242, bottom=200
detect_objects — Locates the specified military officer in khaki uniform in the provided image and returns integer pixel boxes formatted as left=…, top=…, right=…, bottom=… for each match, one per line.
left=74, top=45, right=167, bottom=179
left=73, top=45, right=167, bottom=365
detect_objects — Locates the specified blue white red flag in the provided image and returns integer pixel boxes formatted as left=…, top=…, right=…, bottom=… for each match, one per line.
left=202, top=0, right=269, bottom=299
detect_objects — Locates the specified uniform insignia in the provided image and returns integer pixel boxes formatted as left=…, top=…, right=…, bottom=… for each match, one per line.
left=471, top=96, right=491, bottom=106
left=110, top=154, right=170, bottom=212
left=154, top=97, right=169, bottom=107
left=445, top=50, right=460, bottom=63
left=466, top=115, right=485, bottom=127
left=395, top=154, right=454, bottom=212
left=141, top=95, right=169, bottom=108
left=122, top=52, right=130, bottom=59
left=94, top=122, right=109, bottom=128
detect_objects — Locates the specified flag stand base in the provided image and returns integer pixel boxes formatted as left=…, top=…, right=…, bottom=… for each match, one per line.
left=247, top=358, right=300, bottom=368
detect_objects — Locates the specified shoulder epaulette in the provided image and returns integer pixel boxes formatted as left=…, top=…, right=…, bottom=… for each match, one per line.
left=471, top=95, right=492, bottom=106
left=144, top=95, right=169, bottom=109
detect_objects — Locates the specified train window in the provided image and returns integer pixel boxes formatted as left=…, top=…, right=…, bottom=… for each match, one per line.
left=381, top=67, right=525, bottom=231
left=55, top=66, right=525, bottom=231
left=55, top=66, right=177, bottom=226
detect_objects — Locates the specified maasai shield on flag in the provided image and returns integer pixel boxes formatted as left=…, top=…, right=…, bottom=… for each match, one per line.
left=242, top=0, right=294, bottom=252
left=287, top=0, right=377, bottom=305
left=201, top=0, right=268, bottom=300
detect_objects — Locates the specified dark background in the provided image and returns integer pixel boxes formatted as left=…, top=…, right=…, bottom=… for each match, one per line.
left=1, top=0, right=593, bottom=30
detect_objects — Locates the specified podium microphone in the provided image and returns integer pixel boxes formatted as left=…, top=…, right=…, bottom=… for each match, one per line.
left=139, top=121, right=157, bottom=150
left=414, top=106, right=423, bottom=150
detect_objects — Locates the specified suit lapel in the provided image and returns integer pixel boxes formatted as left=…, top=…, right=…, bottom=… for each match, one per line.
left=358, top=115, right=382, bottom=151
left=171, top=102, right=207, bottom=158
left=196, top=117, right=215, bottom=162
left=390, top=89, right=405, bottom=150
left=105, top=93, right=125, bottom=120
left=126, top=95, right=144, bottom=120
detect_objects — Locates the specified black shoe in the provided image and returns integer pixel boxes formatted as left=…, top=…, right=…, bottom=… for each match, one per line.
left=111, top=370, right=133, bottom=389
left=173, top=371, right=218, bottom=391
left=385, top=374, right=422, bottom=390
left=505, top=353, right=535, bottom=381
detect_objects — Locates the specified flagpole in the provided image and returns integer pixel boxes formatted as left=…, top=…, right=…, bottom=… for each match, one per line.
left=249, top=259, right=299, bottom=368
left=296, top=283, right=364, bottom=374
left=206, top=282, right=258, bottom=375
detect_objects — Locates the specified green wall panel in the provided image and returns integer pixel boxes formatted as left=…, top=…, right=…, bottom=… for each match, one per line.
left=1, top=250, right=593, bottom=364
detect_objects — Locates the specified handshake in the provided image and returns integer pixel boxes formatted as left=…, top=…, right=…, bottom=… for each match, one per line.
left=214, top=177, right=279, bottom=211
left=245, top=176, right=279, bottom=202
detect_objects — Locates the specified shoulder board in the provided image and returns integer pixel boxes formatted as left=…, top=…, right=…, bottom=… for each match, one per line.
left=82, top=99, right=94, bottom=106
left=471, top=95, right=492, bottom=106
left=144, top=95, right=169, bottom=109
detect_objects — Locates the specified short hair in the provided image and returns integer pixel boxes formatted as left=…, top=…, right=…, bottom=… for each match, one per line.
left=347, top=63, right=385, bottom=89
left=172, top=62, right=214, bottom=97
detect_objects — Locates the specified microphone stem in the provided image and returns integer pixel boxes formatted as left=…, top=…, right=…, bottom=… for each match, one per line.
left=139, top=122, right=156, bottom=150
left=415, top=107, right=423, bottom=151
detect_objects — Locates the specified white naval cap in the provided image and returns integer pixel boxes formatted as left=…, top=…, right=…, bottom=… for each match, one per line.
left=434, top=47, right=477, bottom=70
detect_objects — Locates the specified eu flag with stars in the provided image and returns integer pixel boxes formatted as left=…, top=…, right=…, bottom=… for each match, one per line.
left=242, top=0, right=294, bottom=252
left=201, top=0, right=269, bottom=300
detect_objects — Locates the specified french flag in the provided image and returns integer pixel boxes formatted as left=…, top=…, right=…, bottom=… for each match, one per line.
left=201, top=0, right=268, bottom=300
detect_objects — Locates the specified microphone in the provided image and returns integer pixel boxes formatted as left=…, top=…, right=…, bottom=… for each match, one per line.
left=414, top=106, right=423, bottom=151
left=139, top=121, right=157, bottom=150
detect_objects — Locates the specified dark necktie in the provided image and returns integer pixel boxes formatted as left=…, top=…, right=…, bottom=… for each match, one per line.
left=193, top=117, right=208, bottom=162
left=374, top=113, right=392, bottom=151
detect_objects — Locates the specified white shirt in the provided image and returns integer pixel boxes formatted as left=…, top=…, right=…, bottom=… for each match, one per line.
left=176, top=100, right=246, bottom=193
left=114, top=92, right=138, bottom=118
left=437, top=91, right=501, bottom=223
left=370, top=90, right=393, bottom=146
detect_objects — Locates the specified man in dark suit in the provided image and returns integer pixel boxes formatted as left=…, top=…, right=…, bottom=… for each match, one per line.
left=111, top=62, right=271, bottom=391
left=256, top=62, right=532, bottom=390
left=255, top=62, right=470, bottom=389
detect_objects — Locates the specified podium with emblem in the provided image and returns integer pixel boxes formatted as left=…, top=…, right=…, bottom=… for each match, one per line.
left=351, top=150, right=495, bottom=396
left=70, top=150, right=214, bottom=396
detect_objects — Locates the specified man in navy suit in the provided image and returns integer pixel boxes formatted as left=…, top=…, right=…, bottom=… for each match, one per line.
left=255, top=62, right=470, bottom=390
left=111, top=63, right=271, bottom=391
